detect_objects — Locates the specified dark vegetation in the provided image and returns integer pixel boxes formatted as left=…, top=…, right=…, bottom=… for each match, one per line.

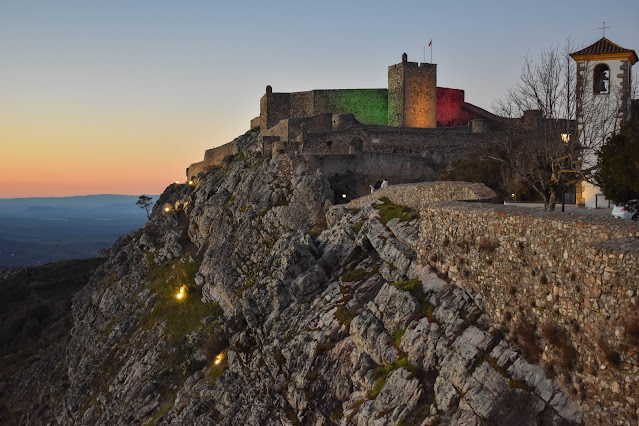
left=438, top=147, right=511, bottom=202
left=595, top=118, right=639, bottom=204
left=0, top=258, right=105, bottom=357
left=0, top=258, right=105, bottom=425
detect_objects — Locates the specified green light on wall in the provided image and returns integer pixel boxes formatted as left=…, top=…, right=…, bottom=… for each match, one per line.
left=315, top=89, right=388, bottom=126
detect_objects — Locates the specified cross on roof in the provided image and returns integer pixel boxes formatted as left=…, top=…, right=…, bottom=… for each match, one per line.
left=598, top=21, right=610, bottom=37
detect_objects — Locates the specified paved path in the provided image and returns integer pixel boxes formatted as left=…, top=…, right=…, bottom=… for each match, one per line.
left=504, top=202, right=613, bottom=218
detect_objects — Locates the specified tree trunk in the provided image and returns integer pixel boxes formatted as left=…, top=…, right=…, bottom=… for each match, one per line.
left=548, top=189, right=558, bottom=211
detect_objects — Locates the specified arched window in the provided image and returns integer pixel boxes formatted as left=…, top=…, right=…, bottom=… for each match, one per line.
left=349, top=137, right=363, bottom=154
left=593, top=64, right=610, bottom=94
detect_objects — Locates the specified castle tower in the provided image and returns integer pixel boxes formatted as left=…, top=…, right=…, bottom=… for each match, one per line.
left=388, top=53, right=437, bottom=128
left=570, top=38, right=637, bottom=207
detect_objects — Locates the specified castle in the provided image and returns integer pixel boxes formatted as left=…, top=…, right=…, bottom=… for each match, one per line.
left=187, top=53, right=515, bottom=199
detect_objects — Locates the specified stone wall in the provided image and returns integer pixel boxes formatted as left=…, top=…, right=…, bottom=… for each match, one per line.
left=260, top=87, right=389, bottom=130
left=347, top=181, right=495, bottom=209
left=417, top=201, right=639, bottom=424
left=314, top=89, right=388, bottom=126
left=186, top=141, right=237, bottom=179
left=299, top=123, right=504, bottom=160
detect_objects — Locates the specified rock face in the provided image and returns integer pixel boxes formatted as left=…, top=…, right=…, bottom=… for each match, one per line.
left=2, top=131, right=583, bottom=425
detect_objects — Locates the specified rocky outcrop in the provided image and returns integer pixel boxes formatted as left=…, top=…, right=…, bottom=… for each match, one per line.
left=2, top=130, right=584, bottom=425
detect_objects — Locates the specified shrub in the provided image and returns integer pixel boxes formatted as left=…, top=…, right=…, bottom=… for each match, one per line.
left=541, top=322, right=578, bottom=370
left=598, top=337, right=622, bottom=368
left=512, top=317, right=540, bottom=363
left=478, top=238, right=499, bottom=252
left=623, top=315, right=639, bottom=347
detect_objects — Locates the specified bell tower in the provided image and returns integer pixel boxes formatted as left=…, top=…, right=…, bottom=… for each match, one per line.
left=570, top=37, right=638, bottom=207
left=570, top=37, right=637, bottom=129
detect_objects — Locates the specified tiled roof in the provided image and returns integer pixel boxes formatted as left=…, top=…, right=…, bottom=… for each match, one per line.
left=571, top=38, right=638, bottom=62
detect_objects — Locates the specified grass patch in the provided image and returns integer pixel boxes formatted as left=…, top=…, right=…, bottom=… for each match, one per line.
left=373, top=197, right=419, bottom=225
left=369, top=357, right=418, bottom=399
left=307, top=229, right=322, bottom=242
left=393, top=328, right=406, bottom=349
left=508, top=379, right=531, bottom=391
left=330, top=405, right=343, bottom=421
left=342, top=268, right=367, bottom=283
left=221, top=195, right=236, bottom=211
left=206, top=359, right=227, bottom=385
left=141, top=259, right=223, bottom=347
left=391, top=279, right=435, bottom=320
left=334, top=306, right=357, bottom=327
left=351, top=221, right=365, bottom=233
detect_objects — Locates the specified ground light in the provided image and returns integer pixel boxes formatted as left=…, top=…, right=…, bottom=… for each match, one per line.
left=176, top=285, right=187, bottom=300
left=214, top=353, right=224, bottom=365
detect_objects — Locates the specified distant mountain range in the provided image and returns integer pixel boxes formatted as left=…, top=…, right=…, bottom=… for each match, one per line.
left=0, top=194, right=159, bottom=267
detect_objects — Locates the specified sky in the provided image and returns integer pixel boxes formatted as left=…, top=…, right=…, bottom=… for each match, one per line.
left=2, top=0, right=638, bottom=198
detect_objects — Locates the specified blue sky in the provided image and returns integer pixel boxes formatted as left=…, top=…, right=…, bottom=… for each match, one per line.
left=1, top=0, right=638, bottom=197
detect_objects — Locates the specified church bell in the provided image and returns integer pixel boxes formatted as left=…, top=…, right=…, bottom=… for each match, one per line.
left=597, top=77, right=608, bottom=93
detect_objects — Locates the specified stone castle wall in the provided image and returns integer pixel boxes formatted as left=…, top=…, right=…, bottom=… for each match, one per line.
left=260, top=87, right=389, bottom=130
left=186, top=141, right=237, bottom=179
left=415, top=201, right=639, bottom=424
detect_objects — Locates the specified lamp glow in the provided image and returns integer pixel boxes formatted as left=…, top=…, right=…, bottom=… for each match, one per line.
left=164, top=206, right=171, bottom=213
left=176, top=285, right=187, bottom=300
left=188, top=180, right=194, bottom=185
left=175, top=180, right=180, bottom=184
left=561, top=133, right=570, bottom=143
left=214, top=353, right=224, bottom=365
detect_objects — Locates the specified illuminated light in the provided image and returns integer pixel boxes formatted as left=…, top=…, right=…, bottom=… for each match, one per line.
left=342, top=194, right=347, bottom=199
left=511, top=193, right=516, bottom=198
left=561, top=133, right=570, bottom=143
left=214, top=353, right=224, bottom=365
left=175, top=180, right=180, bottom=184
left=164, top=206, right=171, bottom=213
left=188, top=180, right=194, bottom=185
left=176, top=286, right=187, bottom=300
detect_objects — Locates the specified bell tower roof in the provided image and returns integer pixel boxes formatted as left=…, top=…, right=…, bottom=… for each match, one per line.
left=570, top=37, right=638, bottom=64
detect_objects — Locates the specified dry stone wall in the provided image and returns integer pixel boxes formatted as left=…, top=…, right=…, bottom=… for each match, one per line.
left=417, top=201, right=639, bottom=424
left=348, top=181, right=496, bottom=210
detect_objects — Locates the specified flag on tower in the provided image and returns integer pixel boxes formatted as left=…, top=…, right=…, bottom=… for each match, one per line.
left=428, top=39, right=432, bottom=47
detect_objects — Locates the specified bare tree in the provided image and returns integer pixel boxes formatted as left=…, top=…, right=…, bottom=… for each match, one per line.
left=491, top=39, right=622, bottom=211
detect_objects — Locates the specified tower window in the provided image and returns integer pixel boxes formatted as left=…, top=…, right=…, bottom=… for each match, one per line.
left=594, top=64, right=610, bottom=94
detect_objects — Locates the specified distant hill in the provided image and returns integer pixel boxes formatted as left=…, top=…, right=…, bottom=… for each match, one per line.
left=0, top=195, right=159, bottom=267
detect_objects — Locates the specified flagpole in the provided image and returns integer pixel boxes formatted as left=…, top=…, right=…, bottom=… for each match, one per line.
left=423, top=46, right=426, bottom=63
left=430, top=41, right=432, bottom=63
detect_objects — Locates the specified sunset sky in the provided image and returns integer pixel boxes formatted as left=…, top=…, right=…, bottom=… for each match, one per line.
left=2, top=0, right=638, bottom=198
